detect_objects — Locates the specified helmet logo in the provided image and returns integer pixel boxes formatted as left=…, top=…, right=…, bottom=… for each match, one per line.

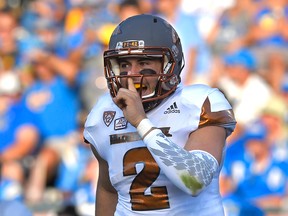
left=115, top=40, right=145, bottom=49
left=171, top=45, right=179, bottom=57
left=171, top=28, right=180, bottom=58
left=171, top=28, right=178, bottom=44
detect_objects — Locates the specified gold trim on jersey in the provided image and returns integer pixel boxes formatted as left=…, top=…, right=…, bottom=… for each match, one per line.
left=199, top=98, right=236, bottom=132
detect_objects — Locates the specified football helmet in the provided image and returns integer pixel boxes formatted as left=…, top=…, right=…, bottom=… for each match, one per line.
left=104, top=14, right=184, bottom=111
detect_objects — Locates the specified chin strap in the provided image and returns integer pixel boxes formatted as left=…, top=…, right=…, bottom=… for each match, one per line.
left=137, top=119, right=219, bottom=196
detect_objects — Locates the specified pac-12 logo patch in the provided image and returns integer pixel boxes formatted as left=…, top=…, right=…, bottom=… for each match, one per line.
left=103, top=111, right=116, bottom=127
left=114, top=117, right=128, bottom=130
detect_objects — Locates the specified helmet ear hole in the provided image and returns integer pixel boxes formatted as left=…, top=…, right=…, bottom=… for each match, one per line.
left=161, top=75, right=179, bottom=91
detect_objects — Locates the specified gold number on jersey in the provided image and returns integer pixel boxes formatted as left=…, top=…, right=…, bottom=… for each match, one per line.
left=123, top=147, right=170, bottom=211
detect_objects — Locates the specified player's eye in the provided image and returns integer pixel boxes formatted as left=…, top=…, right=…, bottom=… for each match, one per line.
left=139, top=61, right=150, bottom=67
left=119, top=62, right=129, bottom=69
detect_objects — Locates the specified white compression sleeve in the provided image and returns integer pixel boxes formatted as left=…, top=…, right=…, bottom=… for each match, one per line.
left=137, top=119, right=219, bottom=196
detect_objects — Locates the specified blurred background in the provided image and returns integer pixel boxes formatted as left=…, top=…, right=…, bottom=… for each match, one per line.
left=0, top=0, right=287, bottom=215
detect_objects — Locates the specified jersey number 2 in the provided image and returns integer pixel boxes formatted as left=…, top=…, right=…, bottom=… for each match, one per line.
left=123, top=147, right=170, bottom=211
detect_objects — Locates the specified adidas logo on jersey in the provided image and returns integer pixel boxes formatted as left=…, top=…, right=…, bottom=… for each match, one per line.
left=164, top=102, right=180, bottom=114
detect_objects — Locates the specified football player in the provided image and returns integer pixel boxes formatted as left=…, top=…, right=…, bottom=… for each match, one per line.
left=84, top=14, right=236, bottom=216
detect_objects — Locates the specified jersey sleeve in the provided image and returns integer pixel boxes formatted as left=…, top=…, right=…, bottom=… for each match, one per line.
left=198, top=88, right=236, bottom=137
left=83, top=93, right=112, bottom=160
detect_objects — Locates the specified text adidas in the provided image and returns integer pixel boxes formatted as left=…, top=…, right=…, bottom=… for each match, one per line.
left=164, top=102, right=180, bottom=114
left=164, top=109, right=180, bottom=114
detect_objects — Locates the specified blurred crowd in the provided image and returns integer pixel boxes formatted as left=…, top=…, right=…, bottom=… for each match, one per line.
left=0, top=0, right=287, bottom=215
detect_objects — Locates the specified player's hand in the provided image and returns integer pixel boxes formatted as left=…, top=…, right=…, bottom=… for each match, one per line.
left=112, top=78, right=146, bottom=127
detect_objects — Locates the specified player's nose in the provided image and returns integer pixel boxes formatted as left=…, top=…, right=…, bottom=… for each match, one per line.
left=127, top=64, right=141, bottom=75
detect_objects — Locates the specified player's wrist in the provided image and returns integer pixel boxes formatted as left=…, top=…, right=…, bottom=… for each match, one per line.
left=137, top=118, right=157, bottom=139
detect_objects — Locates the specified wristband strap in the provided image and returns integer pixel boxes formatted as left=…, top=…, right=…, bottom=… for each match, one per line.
left=137, top=118, right=156, bottom=139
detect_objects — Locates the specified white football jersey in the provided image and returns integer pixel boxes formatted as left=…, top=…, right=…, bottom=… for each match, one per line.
left=84, top=84, right=236, bottom=216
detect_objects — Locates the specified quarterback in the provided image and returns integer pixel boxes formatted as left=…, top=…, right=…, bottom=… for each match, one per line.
left=84, top=14, right=236, bottom=216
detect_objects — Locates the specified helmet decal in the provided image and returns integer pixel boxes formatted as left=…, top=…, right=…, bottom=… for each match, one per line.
left=172, top=28, right=178, bottom=44
left=171, top=45, right=179, bottom=58
left=116, top=40, right=145, bottom=49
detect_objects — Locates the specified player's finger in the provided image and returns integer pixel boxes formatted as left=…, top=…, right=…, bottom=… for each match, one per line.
left=112, top=92, right=127, bottom=109
left=127, top=78, right=137, bottom=93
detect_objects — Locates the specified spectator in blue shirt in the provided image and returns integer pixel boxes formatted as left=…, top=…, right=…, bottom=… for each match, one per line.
left=0, top=72, right=39, bottom=201
left=221, top=118, right=288, bottom=215
left=24, top=48, right=81, bottom=203
left=245, top=0, right=288, bottom=93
